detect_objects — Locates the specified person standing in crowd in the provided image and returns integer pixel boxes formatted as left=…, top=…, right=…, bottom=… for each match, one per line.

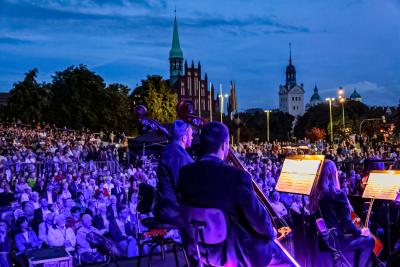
left=155, top=120, right=193, bottom=224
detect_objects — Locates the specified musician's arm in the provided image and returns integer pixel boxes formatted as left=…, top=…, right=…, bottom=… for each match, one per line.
left=237, top=172, right=275, bottom=239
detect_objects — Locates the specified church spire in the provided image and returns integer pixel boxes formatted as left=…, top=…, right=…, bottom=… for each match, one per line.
left=169, top=10, right=184, bottom=86
left=169, top=12, right=183, bottom=59
left=285, top=42, right=296, bottom=88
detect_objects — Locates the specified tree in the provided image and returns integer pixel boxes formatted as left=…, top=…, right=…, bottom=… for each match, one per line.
left=305, top=127, right=326, bottom=142
left=235, top=110, right=294, bottom=142
left=49, top=65, right=106, bottom=130
left=7, top=69, right=50, bottom=123
left=100, top=83, right=134, bottom=133
left=130, top=76, right=177, bottom=124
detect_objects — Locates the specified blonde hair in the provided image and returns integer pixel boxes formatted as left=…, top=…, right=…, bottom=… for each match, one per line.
left=310, top=159, right=340, bottom=213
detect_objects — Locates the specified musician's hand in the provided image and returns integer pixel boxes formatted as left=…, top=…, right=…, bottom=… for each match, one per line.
left=361, top=227, right=371, bottom=236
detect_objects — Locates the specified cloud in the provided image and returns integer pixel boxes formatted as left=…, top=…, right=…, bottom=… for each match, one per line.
left=0, top=37, right=31, bottom=45
left=319, top=81, right=399, bottom=107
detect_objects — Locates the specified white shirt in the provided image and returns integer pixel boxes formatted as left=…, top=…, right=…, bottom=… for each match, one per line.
left=48, top=226, right=76, bottom=252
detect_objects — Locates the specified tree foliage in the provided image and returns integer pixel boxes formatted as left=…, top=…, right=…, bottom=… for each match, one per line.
left=7, top=69, right=50, bottom=123
left=305, top=127, right=326, bottom=142
left=4, top=65, right=137, bottom=134
left=236, top=110, right=294, bottom=141
left=130, top=76, right=177, bottom=124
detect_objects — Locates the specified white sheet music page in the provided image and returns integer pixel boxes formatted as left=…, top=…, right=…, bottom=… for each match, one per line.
left=276, top=158, right=322, bottom=195
left=363, top=171, right=400, bottom=200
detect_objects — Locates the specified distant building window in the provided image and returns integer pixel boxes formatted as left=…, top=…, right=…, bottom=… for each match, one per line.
left=181, top=87, right=184, bottom=95
left=293, top=106, right=295, bottom=110
left=292, top=97, right=294, bottom=101
left=201, top=99, right=205, bottom=111
left=181, top=82, right=184, bottom=86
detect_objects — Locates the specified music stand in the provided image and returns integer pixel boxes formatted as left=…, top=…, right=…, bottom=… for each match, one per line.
left=276, top=155, right=325, bottom=267
left=362, top=170, right=400, bottom=255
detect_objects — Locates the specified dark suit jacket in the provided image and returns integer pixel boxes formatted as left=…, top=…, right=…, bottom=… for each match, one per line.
left=319, top=190, right=361, bottom=238
left=155, top=141, right=193, bottom=222
left=106, top=205, right=118, bottom=220
left=178, top=155, right=275, bottom=267
left=93, top=214, right=108, bottom=231
left=109, top=219, right=134, bottom=242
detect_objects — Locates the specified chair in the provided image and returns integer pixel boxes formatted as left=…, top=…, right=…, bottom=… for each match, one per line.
left=135, top=183, right=189, bottom=267
left=180, top=205, right=227, bottom=267
left=315, top=218, right=352, bottom=267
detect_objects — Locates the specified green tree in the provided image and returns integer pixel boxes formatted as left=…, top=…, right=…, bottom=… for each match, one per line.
left=130, top=75, right=177, bottom=124
left=100, top=83, right=134, bottom=133
left=236, top=110, right=294, bottom=141
left=7, top=69, right=50, bottom=123
left=49, top=65, right=105, bottom=130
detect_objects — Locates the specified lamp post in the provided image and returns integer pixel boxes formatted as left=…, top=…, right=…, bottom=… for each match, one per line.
left=337, top=87, right=345, bottom=133
left=359, top=116, right=386, bottom=137
left=218, top=84, right=228, bottom=123
left=325, top=98, right=335, bottom=143
left=264, top=110, right=271, bottom=142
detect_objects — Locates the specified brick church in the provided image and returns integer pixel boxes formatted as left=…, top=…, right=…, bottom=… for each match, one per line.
left=167, top=14, right=219, bottom=119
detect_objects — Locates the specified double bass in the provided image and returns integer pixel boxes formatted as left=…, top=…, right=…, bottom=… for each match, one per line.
left=175, top=99, right=300, bottom=267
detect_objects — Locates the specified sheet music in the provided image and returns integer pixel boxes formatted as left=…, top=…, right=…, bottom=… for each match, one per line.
left=276, top=158, right=322, bottom=195
left=363, top=172, right=400, bottom=200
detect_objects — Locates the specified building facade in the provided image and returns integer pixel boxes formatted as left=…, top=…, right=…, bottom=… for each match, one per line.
left=278, top=46, right=305, bottom=116
left=168, top=14, right=218, bottom=118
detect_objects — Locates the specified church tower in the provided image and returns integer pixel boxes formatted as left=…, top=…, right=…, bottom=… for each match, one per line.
left=286, top=43, right=296, bottom=89
left=169, top=13, right=184, bottom=86
left=279, top=43, right=305, bottom=116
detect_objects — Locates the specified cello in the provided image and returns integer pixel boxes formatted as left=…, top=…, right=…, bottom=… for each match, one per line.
left=176, top=99, right=300, bottom=267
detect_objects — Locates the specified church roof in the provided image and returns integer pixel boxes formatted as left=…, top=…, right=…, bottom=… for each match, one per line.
left=310, top=85, right=321, bottom=102
left=169, top=15, right=183, bottom=59
left=350, top=89, right=361, bottom=99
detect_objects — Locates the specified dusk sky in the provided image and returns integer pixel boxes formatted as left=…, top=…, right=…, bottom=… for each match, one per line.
left=1, top=0, right=399, bottom=110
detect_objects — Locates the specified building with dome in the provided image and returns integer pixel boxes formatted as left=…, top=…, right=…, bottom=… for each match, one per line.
left=278, top=44, right=305, bottom=116
left=349, top=89, right=362, bottom=102
left=306, top=85, right=323, bottom=108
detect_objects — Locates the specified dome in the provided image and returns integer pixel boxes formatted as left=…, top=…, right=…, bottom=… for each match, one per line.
left=310, top=86, right=321, bottom=102
left=350, top=89, right=361, bottom=99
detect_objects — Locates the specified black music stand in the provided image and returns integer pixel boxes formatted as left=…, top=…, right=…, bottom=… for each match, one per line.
left=276, top=155, right=325, bottom=267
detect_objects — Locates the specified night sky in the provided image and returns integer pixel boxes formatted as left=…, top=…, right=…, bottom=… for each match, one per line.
left=1, top=0, right=399, bottom=110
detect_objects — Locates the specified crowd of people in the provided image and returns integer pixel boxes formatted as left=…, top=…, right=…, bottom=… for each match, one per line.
left=0, top=123, right=399, bottom=266
left=0, top=124, right=156, bottom=266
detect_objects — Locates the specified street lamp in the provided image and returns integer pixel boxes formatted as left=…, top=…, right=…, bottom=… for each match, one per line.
left=218, top=92, right=229, bottom=123
left=359, top=116, right=386, bottom=137
left=337, top=87, right=345, bottom=133
left=264, top=110, right=271, bottom=142
left=325, top=98, right=335, bottom=143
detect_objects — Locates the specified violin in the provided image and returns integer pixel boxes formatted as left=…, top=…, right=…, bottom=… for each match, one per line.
left=176, top=99, right=300, bottom=267
left=350, top=201, right=384, bottom=256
